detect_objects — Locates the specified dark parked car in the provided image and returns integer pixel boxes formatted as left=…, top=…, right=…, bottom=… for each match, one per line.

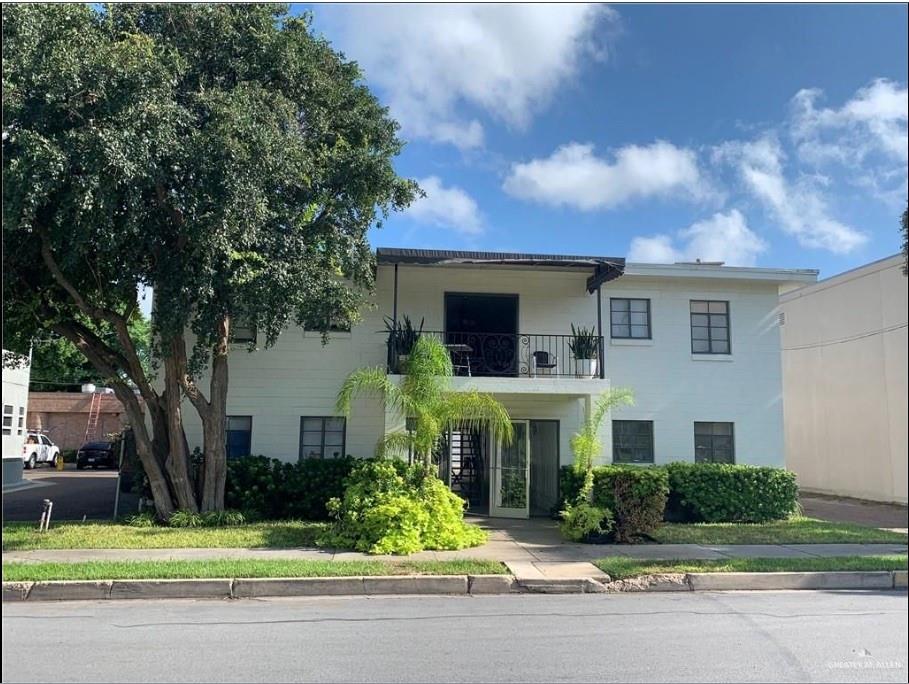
left=76, top=441, right=118, bottom=469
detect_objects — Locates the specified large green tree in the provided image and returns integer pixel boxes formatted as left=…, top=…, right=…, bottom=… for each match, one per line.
left=3, top=4, right=416, bottom=516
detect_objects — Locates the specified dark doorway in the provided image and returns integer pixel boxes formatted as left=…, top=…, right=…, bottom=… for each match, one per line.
left=444, top=293, right=519, bottom=376
left=529, top=420, right=560, bottom=517
left=437, top=425, right=489, bottom=514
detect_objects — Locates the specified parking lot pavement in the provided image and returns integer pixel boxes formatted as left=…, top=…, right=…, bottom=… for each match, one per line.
left=2, top=465, right=139, bottom=522
left=801, top=493, right=908, bottom=532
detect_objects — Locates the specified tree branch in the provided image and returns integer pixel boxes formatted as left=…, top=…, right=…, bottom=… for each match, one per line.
left=38, top=228, right=158, bottom=405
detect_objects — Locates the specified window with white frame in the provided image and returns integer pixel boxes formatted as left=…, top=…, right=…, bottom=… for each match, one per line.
left=17, top=407, right=25, bottom=436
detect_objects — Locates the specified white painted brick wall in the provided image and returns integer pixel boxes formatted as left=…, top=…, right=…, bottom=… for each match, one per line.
left=179, top=264, right=787, bottom=467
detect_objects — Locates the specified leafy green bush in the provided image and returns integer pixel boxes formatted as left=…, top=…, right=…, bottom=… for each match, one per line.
left=665, top=462, right=798, bottom=523
left=611, top=469, right=668, bottom=542
left=318, top=460, right=486, bottom=554
left=225, top=455, right=356, bottom=520
left=559, top=501, right=614, bottom=542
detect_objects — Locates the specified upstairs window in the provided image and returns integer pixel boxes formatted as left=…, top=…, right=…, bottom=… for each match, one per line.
left=231, top=321, right=256, bottom=344
left=690, top=300, right=730, bottom=354
left=694, top=422, right=735, bottom=463
left=610, top=298, right=651, bottom=339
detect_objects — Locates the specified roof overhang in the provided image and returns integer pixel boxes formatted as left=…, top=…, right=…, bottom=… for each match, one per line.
left=376, top=248, right=626, bottom=293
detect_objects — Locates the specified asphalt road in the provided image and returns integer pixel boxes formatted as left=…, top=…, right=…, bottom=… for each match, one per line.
left=3, top=591, right=907, bottom=683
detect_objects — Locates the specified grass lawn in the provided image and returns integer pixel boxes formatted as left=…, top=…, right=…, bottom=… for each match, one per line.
left=652, top=517, right=908, bottom=545
left=2, top=521, right=330, bottom=551
left=595, top=554, right=908, bottom=580
left=1, top=558, right=507, bottom=582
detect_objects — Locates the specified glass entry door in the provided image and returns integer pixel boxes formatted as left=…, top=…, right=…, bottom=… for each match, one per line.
left=490, top=420, right=530, bottom=518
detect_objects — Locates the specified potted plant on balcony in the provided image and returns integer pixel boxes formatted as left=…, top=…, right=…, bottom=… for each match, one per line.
left=568, top=323, right=599, bottom=378
left=385, top=315, right=424, bottom=372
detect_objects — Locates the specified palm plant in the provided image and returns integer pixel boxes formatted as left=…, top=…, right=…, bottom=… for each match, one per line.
left=337, top=335, right=514, bottom=466
left=559, top=387, right=634, bottom=542
left=571, top=388, right=635, bottom=488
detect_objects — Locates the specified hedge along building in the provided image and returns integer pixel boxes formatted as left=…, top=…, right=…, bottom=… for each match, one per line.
left=176, top=248, right=817, bottom=519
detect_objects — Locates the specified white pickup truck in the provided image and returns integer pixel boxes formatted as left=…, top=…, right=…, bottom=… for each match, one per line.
left=22, top=432, right=61, bottom=469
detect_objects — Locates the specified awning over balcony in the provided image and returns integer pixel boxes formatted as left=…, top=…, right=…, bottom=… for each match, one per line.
left=376, top=248, right=625, bottom=293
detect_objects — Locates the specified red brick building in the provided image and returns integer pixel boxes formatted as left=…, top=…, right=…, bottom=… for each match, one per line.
left=27, top=392, right=142, bottom=451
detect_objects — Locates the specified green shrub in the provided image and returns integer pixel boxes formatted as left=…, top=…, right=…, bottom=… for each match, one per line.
left=167, top=510, right=205, bottom=528
left=225, top=455, right=356, bottom=520
left=122, top=511, right=156, bottom=527
left=318, top=460, right=486, bottom=554
left=611, top=469, right=668, bottom=542
left=665, top=462, right=798, bottom=523
left=559, top=501, right=614, bottom=542
left=166, top=509, right=247, bottom=528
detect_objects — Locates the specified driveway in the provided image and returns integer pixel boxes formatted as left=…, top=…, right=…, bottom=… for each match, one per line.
left=2, top=465, right=138, bottom=522
left=800, top=493, right=908, bottom=532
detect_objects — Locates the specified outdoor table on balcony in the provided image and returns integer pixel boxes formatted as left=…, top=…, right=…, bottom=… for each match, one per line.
left=444, top=343, right=473, bottom=376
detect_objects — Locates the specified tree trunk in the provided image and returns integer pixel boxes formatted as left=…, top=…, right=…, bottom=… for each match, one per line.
left=163, top=341, right=200, bottom=512
left=200, top=318, right=230, bottom=512
left=51, top=322, right=178, bottom=519
left=111, top=383, right=177, bottom=520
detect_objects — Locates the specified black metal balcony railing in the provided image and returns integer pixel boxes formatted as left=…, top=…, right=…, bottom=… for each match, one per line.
left=387, top=331, right=604, bottom=379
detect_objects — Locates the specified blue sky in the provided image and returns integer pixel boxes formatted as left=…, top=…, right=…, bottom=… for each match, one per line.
left=301, top=3, right=908, bottom=278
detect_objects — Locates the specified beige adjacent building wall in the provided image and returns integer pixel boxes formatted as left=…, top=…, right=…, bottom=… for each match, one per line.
left=780, top=254, right=908, bottom=504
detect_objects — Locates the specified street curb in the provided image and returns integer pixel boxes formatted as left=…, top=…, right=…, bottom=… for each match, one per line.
left=686, top=571, right=893, bottom=591
left=3, top=571, right=906, bottom=601
left=109, top=579, right=233, bottom=600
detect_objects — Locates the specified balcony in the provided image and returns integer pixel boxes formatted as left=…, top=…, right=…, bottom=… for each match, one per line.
left=387, top=331, right=605, bottom=379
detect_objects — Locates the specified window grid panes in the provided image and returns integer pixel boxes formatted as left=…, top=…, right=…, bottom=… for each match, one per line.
left=231, top=321, right=256, bottom=344
left=225, top=416, right=252, bottom=460
left=2, top=405, right=13, bottom=436
left=610, top=298, right=651, bottom=339
left=612, top=420, right=655, bottom=464
left=17, top=407, right=25, bottom=435
left=694, top=422, right=735, bottom=463
left=690, top=300, right=730, bottom=354
left=299, top=417, right=346, bottom=460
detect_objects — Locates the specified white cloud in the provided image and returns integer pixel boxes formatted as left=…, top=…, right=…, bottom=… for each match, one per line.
left=791, top=79, right=908, bottom=164
left=405, top=176, right=483, bottom=235
left=628, top=210, right=767, bottom=266
left=320, top=4, right=614, bottom=149
left=502, top=141, right=708, bottom=210
left=714, top=136, right=868, bottom=254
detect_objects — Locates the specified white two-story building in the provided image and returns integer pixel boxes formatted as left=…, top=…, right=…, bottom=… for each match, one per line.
left=181, top=248, right=817, bottom=518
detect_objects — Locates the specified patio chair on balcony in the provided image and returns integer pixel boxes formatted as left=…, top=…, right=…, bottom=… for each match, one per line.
left=530, top=350, right=557, bottom=377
